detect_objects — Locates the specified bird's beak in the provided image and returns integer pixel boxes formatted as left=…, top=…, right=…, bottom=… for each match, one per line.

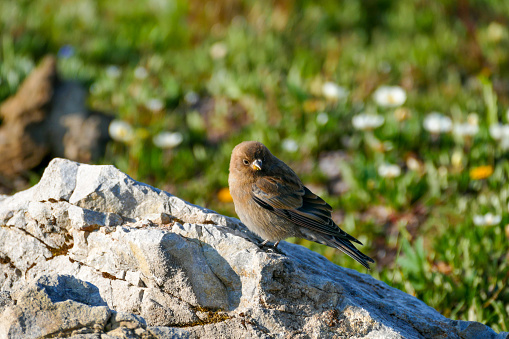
left=252, top=159, right=262, bottom=171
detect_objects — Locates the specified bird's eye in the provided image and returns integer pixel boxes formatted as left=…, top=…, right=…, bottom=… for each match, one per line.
left=243, top=159, right=249, bottom=166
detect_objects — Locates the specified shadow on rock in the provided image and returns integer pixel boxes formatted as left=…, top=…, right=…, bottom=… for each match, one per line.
left=36, top=274, right=108, bottom=307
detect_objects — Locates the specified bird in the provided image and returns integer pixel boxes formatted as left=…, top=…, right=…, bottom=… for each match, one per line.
left=228, top=141, right=374, bottom=269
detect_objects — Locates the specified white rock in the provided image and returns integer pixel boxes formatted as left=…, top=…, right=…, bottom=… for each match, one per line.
left=0, top=158, right=506, bottom=338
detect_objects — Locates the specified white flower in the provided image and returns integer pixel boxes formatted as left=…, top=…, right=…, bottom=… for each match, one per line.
left=106, top=65, right=121, bottom=78
left=109, top=120, right=134, bottom=143
left=352, top=113, right=385, bottom=131
left=489, top=123, right=509, bottom=140
left=487, top=22, right=506, bottom=43
left=316, top=112, right=329, bottom=125
left=134, top=66, right=148, bottom=80
left=153, top=131, right=183, bottom=149
left=490, top=124, right=509, bottom=150
left=453, top=123, right=479, bottom=137
left=501, top=138, right=509, bottom=151
left=406, top=156, right=422, bottom=172
left=473, top=213, right=502, bottom=226
left=423, top=112, right=452, bottom=134
left=322, top=82, right=348, bottom=101
left=378, top=163, right=401, bottom=178
left=467, top=113, right=479, bottom=126
left=145, top=98, right=165, bottom=112
left=282, top=139, right=298, bottom=152
left=373, top=86, right=406, bottom=108
left=184, top=91, right=199, bottom=105
left=210, top=42, right=228, bottom=59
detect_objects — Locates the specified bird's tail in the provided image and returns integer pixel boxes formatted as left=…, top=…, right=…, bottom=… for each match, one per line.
left=300, top=229, right=375, bottom=269
left=328, top=235, right=375, bottom=270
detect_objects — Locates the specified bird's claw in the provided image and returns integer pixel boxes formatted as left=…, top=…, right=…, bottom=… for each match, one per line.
left=258, top=239, right=283, bottom=254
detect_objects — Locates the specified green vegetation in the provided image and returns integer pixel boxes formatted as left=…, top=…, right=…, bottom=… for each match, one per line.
left=1, top=0, right=508, bottom=331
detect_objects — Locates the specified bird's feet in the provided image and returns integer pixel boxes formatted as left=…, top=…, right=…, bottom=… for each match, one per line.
left=258, top=239, right=283, bottom=254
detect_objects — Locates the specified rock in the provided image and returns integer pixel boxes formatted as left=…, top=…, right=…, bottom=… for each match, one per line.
left=0, top=275, right=111, bottom=338
left=0, top=158, right=507, bottom=338
left=0, top=56, right=55, bottom=178
left=47, top=81, right=112, bottom=163
left=0, top=56, right=111, bottom=187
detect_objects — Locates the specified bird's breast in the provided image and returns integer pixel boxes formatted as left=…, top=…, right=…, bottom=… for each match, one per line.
left=230, top=183, right=297, bottom=241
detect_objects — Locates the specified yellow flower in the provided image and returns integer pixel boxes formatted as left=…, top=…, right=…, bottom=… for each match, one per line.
left=303, top=99, right=325, bottom=113
left=217, top=187, right=233, bottom=203
left=469, top=165, right=494, bottom=180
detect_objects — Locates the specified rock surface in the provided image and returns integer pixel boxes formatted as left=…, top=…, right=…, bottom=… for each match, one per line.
left=0, top=158, right=507, bottom=338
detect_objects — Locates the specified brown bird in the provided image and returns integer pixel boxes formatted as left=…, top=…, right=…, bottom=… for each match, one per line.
left=229, top=141, right=374, bottom=269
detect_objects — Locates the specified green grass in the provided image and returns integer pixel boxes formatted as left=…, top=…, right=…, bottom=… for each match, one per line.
left=1, top=0, right=509, bottom=331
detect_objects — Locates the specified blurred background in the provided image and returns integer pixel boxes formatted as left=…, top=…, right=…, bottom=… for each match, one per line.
left=1, top=0, right=508, bottom=330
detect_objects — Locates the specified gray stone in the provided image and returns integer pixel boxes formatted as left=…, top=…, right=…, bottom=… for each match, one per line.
left=106, top=311, right=147, bottom=331
left=0, top=275, right=111, bottom=338
left=0, top=226, right=53, bottom=271
left=0, top=158, right=507, bottom=339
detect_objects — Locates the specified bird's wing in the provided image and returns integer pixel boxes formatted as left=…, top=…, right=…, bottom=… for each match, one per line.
left=252, top=176, right=362, bottom=244
left=252, top=176, right=303, bottom=209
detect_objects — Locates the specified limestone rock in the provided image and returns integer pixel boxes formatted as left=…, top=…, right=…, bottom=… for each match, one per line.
left=0, top=275, right=111, bottom=338
left=0, top=158, right=507, bottom=338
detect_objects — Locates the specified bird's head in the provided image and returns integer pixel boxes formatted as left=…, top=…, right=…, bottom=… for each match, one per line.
left=229, top=141, right=272, bottom=178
